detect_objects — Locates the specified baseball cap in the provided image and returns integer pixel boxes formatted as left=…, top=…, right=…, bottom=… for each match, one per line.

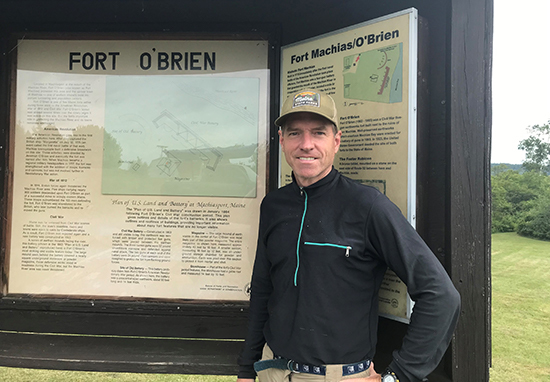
left=275, top=89, right=338, bottom=129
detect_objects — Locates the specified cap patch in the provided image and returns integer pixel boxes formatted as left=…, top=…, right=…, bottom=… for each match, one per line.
left=292, top=91, right=320, bottom=109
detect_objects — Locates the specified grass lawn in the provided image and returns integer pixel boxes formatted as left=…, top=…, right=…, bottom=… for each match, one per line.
left=1, top=232, right=549, bottom=381
left=0, top=368, right=235, bottom=382
left=490, top=232, right=550, bottom=382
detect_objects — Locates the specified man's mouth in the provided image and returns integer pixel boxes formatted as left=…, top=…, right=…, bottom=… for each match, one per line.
left=298, top=157, right=315, bottom=161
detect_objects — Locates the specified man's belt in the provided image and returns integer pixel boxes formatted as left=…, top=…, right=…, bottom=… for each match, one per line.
left=254, top=357, right=371, bottom=376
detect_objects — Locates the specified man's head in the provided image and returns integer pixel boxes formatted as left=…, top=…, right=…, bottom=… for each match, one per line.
left=277, top=90, right=341, bottom=187
left=275, top=89, right=338, bottom=133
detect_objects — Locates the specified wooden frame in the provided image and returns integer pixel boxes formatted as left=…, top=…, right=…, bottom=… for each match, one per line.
left=0, top=1, right=492, bottom=380
left=0, top=27, right=281, bottom=376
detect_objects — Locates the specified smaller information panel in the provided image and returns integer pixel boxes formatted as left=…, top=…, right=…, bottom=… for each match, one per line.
left=280, top=9, right=418, bottom=321
left=8, top=38, right=270, bottom=301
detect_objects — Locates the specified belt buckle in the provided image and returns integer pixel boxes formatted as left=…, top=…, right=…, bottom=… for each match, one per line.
left=287, top=359, right=298, bottom=373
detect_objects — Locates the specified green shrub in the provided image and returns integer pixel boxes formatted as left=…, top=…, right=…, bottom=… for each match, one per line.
left=517, top=196, right=550, bottom=240
left=491, top=170, right=550, bottom=233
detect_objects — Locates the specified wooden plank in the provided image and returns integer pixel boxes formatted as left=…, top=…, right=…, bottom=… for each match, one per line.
left=0, top=309, right=249, bottom=340
left=417, top=7, right=456, bottom=380
left=417, top=5, right=449, bottom=264
left=449, top=0, right=493, bottom=381
left=0, top=297, right=250, bottom=339
left=0, top=331, right=242, bottom=374
left=0, top=35, right=15, bottom=298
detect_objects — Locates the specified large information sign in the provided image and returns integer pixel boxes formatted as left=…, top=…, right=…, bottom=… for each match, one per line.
left=8, top=38, right=269, bottom=300
left=280, top=9, right=418, bottom=321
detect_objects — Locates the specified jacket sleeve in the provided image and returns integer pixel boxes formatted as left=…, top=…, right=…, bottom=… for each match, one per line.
left=237, top=203, right=273, bottom=379
left=366, top=194, right=461, bottom=382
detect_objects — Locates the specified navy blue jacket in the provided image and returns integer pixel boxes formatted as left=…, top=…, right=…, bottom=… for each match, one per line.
left=238, top=169, right=460, bottom=382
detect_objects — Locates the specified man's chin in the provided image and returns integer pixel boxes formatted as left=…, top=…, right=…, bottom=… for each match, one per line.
left=294, top=172, right=324, bottom=187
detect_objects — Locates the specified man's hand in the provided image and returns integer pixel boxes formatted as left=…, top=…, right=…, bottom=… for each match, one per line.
left=236, top=379, right=255, bottom=382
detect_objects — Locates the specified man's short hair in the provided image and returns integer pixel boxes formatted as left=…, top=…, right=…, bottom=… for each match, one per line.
left=281, top=113, right=338, bottom=135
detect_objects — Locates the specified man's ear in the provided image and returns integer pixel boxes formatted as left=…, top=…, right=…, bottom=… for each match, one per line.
left=334, top=130, right=342, bottom=152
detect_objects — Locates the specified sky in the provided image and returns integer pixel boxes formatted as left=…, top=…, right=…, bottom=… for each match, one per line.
left=491, top=0, right=550, bottom=164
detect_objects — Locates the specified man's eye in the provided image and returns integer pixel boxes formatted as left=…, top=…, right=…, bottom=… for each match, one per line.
left=288, top=132, right=298, bottom=136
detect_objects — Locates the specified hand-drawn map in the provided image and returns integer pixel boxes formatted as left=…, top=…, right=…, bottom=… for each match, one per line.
left=102, top=75, right=260, bottom=198
left=342, top=43, right=403, bottom=104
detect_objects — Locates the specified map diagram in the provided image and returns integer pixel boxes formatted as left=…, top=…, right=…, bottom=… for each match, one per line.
left=342, top=43, right=403, bottom=103
left=152, top=110, right=223, bottom=174
left=101, top=75, right=260, bottom=198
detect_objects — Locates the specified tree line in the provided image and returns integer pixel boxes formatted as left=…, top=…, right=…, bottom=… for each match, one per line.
left=492, top=121, right=550, bottom=240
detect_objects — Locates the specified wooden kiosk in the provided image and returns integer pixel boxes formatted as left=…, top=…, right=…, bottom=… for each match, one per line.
left=0, top=1, right=492, bottom=381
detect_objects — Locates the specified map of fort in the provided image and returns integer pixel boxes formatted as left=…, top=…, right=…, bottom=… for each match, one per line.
left=343, top=43, right=403, bottom=103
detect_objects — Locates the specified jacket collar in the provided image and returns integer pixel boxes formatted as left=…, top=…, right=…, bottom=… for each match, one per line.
left=291, top=167, right=339, bottom=196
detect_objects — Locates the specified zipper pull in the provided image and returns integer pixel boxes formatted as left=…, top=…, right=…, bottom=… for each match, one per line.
left=345, top=246, right=351, bottom=257
left=300, top=187, right=304, bottom=196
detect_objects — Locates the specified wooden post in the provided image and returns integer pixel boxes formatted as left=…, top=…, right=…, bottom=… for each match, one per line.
left=449, top=0, right=493, bottom=381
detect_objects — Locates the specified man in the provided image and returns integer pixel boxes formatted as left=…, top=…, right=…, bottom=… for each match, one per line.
left=237, top=89, right=460, bottom=382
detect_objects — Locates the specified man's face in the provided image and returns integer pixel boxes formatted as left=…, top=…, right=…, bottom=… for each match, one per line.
left=279, top=112, right=341, bottom=188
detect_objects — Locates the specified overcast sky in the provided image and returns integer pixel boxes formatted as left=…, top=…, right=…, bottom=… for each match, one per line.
left=491, top=0, right=550, bottom=164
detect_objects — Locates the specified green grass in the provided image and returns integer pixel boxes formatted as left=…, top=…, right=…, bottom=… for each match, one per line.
left=2, top=232, right=549, bottom=381
left=0, top=368, right=235, bottom=382
left=490, top=232, right=550, bottom=382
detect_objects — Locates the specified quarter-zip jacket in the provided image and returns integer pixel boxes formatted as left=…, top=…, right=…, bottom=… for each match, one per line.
left=238, top=169, right=460, bottom=382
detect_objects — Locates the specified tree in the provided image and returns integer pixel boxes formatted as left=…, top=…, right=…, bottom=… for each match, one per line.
left=518, top=121, right=550, bottom=174
left=491, top=169, right=550, bottom=233
left=103, top=130, right=123, bottom=169
left=517, top=194, right=550, bottom=241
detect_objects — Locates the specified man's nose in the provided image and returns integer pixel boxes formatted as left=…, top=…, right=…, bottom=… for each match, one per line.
left=299, top=132, right=314, bottom=150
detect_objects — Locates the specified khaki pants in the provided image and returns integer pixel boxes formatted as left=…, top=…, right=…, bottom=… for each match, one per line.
left=256, top=345, right=381, bottom=382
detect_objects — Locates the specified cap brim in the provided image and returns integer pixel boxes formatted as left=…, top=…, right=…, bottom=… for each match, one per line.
left=275, top=109, right=337, bottom=128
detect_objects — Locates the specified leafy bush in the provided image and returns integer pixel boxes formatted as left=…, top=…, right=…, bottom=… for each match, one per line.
left=517, top=196, right=550, bottom=240
left=491, top=169, right=550, bottom=236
